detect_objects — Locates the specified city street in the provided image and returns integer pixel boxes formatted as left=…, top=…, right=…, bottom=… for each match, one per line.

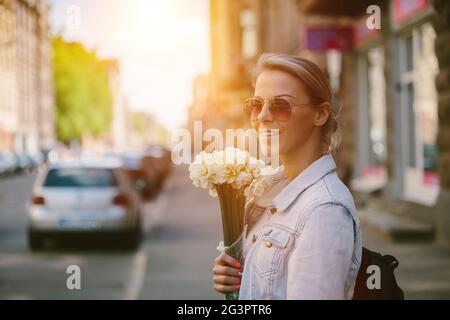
left=1, top=164, right=450, bottom=299
left=1, top=0, right=450, bottom=303
left=0, top=165, right=223, bottom=300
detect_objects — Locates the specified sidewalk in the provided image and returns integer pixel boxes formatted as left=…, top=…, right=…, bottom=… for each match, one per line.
left=138, top=165, right=450, bottom=299
left=361, top=216, right=450, bottom=299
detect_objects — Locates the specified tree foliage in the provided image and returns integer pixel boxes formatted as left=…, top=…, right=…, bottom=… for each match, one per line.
left=53, top=37, right=113, bottom=143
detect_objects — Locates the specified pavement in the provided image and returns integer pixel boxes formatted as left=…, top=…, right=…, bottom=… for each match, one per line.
left=0, top=165, right=449, bottom=299
left=361, top=216, right=450, bottom=299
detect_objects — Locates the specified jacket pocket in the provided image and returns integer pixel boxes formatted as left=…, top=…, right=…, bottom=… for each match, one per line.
left=252, top=224, right=292, bottom=279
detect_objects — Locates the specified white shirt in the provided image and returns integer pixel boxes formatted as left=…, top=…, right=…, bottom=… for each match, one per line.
left=238, top=154, right=362, bottom=300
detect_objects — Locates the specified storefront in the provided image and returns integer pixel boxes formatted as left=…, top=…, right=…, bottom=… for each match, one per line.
left=391, top=0, right=439, bottom=206
left=299, top=0, right=450, bottom=247
left=353, top=0, right=440, bottom=207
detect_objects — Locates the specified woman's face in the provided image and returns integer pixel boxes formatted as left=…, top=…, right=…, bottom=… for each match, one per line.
left=252, top=69, right=321, bottom=157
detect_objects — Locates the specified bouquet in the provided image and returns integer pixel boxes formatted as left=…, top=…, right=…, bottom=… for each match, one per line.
left=188, top=147, right=273, bottom=300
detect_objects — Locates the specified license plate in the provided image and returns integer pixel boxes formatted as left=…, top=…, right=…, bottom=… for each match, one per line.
left=58, top=219, right=100, bottom=230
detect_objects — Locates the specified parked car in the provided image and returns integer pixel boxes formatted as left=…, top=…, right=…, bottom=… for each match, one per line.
left=0, top=152, right=16, bottom=176
left=13, top=153, right=33, bottom=174
left=27, top=159, right=142, bottom=250
left=121, top=151, right=157, bottom=201
left=120, top=151, right=166, bottom=228
left=140, top=145, right=172, bottom=195
left=0, top=153, right=9, bottom=175
left=27, top=153, right=44, bottom=170
left=149, top=145, right=172, bottom=178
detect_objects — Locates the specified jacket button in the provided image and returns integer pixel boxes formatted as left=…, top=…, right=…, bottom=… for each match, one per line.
left=270, top=207, right=277, bottom=214
left=265, top=241, right=272, bottom=248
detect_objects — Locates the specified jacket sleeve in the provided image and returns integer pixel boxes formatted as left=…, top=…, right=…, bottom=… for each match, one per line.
left=286, top=203, right=355, bottom=299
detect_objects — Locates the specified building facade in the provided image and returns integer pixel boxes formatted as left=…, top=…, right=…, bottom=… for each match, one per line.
left=192, top=0, right=300, bottom=134
left=300, top=0, right=450, bottom=248
left=0, top=0, right=18, bottom=151
left=0, top=0, right=54, bottom=154
left=196, top=0, right=450, bottom=248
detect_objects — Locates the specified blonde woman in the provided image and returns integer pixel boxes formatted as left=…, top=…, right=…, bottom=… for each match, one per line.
left=212, top=53, right=362, bottom=299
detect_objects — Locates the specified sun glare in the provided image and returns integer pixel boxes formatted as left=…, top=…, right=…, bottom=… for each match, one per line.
left=50, top=0, right=210, bottom=130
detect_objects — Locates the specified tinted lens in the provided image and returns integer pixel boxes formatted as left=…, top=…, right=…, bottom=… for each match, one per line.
left=270, top=98, right=292, bottom=121
left=244, top=98, right=263, bottom=120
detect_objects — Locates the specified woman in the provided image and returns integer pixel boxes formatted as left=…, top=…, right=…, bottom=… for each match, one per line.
left=212, top=53, right=362, bottom=299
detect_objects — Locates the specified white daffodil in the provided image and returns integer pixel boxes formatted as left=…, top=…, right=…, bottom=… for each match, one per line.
left=231, top=170, right=252, bottom=189
left=189, top=147, right=273, bottom=198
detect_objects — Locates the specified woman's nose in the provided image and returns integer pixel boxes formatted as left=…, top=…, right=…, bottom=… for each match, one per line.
left=257, top=101, right=273, bottom=123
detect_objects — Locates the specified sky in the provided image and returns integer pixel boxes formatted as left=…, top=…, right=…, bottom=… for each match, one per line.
left=49, top=0, right=211, bottom=130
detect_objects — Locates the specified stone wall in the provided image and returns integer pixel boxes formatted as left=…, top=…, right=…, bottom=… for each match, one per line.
left=433, top=0, right=450, bottom=248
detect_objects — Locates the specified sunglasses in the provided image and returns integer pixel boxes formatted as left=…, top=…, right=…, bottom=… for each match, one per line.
left=243, top=97, right=314, bottom=122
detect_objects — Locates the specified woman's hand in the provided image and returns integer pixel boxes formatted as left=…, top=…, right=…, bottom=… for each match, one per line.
left=212, top=253, right=242, bottom=293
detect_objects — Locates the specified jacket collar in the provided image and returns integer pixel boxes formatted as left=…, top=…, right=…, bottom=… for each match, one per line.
left=271, top=154, right=336, bottom=213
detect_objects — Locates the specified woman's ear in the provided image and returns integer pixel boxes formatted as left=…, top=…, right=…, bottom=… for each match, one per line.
left=314, top=102, right=331, bottom=127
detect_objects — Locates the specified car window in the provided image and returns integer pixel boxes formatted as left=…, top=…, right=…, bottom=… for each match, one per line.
left=43, top=168, right=118, bottom=187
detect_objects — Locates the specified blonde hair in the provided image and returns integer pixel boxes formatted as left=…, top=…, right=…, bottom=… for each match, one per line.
left=253, top=53, right=341, bottom=154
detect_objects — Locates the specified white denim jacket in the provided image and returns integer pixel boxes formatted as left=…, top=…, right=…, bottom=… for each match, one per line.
left=238, top=154, right=362, bottom=300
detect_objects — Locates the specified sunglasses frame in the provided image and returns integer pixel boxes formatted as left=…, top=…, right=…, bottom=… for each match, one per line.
left=243, top=96, right=314, bottom=121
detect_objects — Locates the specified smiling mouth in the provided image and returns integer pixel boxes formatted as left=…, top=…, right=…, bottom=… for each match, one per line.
left=258, top=129, right=281, bottom=138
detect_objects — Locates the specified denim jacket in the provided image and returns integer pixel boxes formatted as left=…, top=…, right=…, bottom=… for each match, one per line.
left=239, top=154, right=362, bottom=300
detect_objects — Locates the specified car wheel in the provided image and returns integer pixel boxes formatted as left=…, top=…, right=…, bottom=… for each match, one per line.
left=28, top=231, right=44, bottom=250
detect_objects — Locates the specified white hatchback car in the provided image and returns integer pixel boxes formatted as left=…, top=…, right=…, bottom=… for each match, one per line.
left=27, top=159, right=142, bottom=250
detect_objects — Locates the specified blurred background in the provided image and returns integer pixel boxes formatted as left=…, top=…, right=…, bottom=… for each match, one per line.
left=0, top=0, right=450, bottom=299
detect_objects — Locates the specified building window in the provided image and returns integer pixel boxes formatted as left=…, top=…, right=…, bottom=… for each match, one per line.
left=240, top=9, right=257, bottom=59
left=399, top=22, right=439, bottom=206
